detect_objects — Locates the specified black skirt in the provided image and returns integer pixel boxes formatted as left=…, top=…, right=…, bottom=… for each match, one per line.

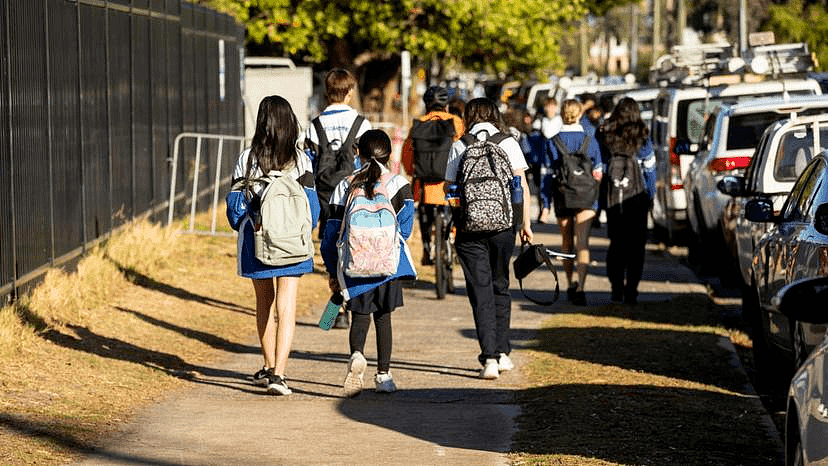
left=347, top=279, right=404, bottom=315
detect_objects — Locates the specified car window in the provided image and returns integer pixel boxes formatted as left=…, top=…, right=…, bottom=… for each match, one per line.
left=726, top=112, right=788, bottom=150
left=746, top=129, right=771, bottom=188
left=781, top=160, right=820, bottom=221
left=774, top=127, right=817, bottom=182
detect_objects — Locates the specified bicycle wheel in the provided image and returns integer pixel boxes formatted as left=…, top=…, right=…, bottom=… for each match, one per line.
left=444, top=213, right=455, bottom=294
left=434, top=211, right=448, bottom=299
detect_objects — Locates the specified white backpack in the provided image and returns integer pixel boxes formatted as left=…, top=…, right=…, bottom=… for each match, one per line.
left=250, top=170, right=314, bottom=266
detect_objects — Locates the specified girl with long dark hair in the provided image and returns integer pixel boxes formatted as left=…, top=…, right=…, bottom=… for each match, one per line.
left=597, top=97, right=656, bottom=304
left=226, top=95, right=320, bottom=395
left=320, top=129, right=416, bottom=396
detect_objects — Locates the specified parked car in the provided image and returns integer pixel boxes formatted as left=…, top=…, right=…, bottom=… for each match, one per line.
left=615, top=87, right=660, bottom=129
left=719, top=114, right=828, bottom=288
left=650, top=78, right=822, bottom=242
left=776, top=276, right=828, bottom=466
left=684, top=96, right=828, bottom=264
left=743, top=151, right=828, bottom=402
left=525, top=75, right=639, bottom=118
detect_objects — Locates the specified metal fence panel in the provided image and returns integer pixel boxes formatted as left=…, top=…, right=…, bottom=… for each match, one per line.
left=8, top=0, right=50, bottom=278
left=48, top=0, right=83, bottom=258
left=131, top=12, right=152, bottom=215
left=80, top=4, right=111, bottom=240
left=151, top=16, right=168, bottom=204
left=108, top=7, right=133, bottom=226
left=0, top=0, right=13, bottom=288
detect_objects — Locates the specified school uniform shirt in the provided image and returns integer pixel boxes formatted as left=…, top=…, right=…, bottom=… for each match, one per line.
left=225, top=148, right=320, bottom=279
left=532, top=114, right=563, bottom=139
left=445, top=122, right=529, bottom=182
left=319, top=165, right=416, bottom=301
left=303, top=103, right=372, bottom=171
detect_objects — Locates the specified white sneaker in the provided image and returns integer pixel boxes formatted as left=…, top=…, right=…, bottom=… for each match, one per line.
left=480, top=358, right=499, bottom=379
left=374, top=372, right=397, bottom=393
left=343, top=351, right=367, bottom=397
left=498, top=353, right=514, bottom=372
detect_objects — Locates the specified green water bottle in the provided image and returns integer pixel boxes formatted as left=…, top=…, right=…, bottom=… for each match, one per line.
left=319, top=292, right=344, bottom=330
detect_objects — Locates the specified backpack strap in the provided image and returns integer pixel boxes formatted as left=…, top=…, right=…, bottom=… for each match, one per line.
left=551, top=135, right=570, bottom=157
left=460, top=133, right=477, bottom=147
left=312, top=117, right=328, bottom=149
left=576, top=134, right=591, bottom=155
left=342, top=115, right=365, bottom=150
left=486, top=131, right=510, bottom=145
left=515, top=243, right=561, bottom=305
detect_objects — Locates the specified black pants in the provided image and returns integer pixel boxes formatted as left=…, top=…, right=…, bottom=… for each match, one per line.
left=454, top=228, right=515, bottom=365
left=418, top=202, right=437, bottom=245
left=348, top=281, right=401, bottom=374
left=606, top=197, right=649, bottom=299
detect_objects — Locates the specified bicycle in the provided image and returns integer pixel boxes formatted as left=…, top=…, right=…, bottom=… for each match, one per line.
left=432, top=205, right=456, bottom=299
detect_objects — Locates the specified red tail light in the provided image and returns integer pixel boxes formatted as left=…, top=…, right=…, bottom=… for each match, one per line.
left=670, top=137, right=682, bottom=190
left=708, top=156, right=751, bottom=172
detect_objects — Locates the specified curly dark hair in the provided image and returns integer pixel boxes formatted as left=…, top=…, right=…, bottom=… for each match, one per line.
left=598, top=97, right=649, bottom=155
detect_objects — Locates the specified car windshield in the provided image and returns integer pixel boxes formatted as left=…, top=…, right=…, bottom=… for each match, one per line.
left=773, top=124, right=828, bottom=182
left=726, top=113, right=789, bottom=150
left=677, top=90, right=817, bottom=146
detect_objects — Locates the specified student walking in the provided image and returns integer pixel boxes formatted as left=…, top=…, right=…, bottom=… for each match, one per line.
left=401, top=86, right=464, bottom=265
left=446, top=97, right=533, bottom=380
left=545, top=99, right=603, bottom=306
left=304, top=67, right=372, bottom=329
left=320, top=130, right=416, bottom=396
left=597, top=97, right=656, bottom=305
left=226, top=95, right=320, bottom=395
left=533, top=96, right=563, bottom=223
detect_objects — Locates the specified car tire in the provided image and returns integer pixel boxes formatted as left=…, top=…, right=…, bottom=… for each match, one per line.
left=744, top=280, right=789, bottom=408
left=786, top=411, right=804, bottom=466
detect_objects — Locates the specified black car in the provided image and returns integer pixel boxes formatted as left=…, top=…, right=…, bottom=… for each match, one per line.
left=744, top=151, right=828, bottom=405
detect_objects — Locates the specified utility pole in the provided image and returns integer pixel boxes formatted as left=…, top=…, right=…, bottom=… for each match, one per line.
left=630, top=3, right=639, bottom=74
left=581, top=17, right=589, bottom=76
left=653, top=0, right=662, bottom=66
left=739, top=0, right=747, bottom=57
left=677, top=0, right=686, bottom=45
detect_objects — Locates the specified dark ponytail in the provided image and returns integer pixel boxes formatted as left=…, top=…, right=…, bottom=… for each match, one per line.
left=351, top=129, right=392, bottom=199
left=247, top=95, right=299, bottom=179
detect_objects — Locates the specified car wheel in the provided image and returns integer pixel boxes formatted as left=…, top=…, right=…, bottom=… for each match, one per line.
left=745, top=279, right=789, bottom=408
left=786, top=414, right=804, bottom=466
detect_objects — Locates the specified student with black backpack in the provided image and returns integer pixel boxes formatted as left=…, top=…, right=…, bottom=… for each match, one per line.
left=546, top=99, right=603, bottom=306
left=445, top=97, right=533, bottom=380
left=401, top=86, right=464, bottom=265
left=596, top=97, right=656, bottom=305
left=304, top=68, right=372, bottom=329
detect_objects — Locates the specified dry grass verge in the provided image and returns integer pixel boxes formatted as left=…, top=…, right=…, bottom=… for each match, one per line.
left=0, top=214, right=329, bottom=465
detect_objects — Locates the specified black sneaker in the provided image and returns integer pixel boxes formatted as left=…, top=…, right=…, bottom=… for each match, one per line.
left=333, top=310, right=349, bottom=329
left=566, top=282, right=579, bottom=302
left=572, top=291, right=587, bottom=306
left=252, top=367, right=271, bottom=387
left=610, top=290, right=623, bottom=304
left=266, top=373, right=292, bottom=395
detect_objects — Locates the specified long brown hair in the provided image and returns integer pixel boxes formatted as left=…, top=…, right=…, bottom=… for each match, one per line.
left=463, top=97, right=504, bottom=133
left=599, top=97, right=648, bottom=155
left=351, top=130, right=392, bottom=200
left=247, top=95, right=299, bottom=178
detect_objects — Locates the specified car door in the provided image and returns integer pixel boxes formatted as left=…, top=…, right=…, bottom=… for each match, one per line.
left=762, top=160, right=822, bottom=355
left=734, top=128, right=774, bottom=284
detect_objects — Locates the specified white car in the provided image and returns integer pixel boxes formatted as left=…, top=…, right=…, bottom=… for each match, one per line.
left=525, top=75, right=639, bottom=118
left=684, top=96, right=828, bottom=265
left=774, top=276, right=828, bottom=466
left=615, top=87, right=660, bottom=129
left=718, top=114, right=828, bottom=288
left=650, top=78, right=822, bottom=242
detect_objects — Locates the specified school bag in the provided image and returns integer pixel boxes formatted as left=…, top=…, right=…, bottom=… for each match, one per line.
left=551, top=134, right=598, bottom=210
left=409, top=117, right=456, bottom=181
left=337, top=172, right=402, bottom=279
left=313, top=115, right=365, bottom=201
left=456, top=132, right=514, bottom=233
left=244, top=170, right=314, bottom=266
left=604, top=149, right=647, bottom=211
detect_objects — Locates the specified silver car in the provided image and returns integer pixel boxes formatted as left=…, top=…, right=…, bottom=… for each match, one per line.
left=685, top=96, right=828, bottom=264
left=774, top=276, right=828, bottom=466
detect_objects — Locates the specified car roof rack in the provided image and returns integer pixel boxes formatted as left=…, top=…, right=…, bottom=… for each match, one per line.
left=649, top=42, right=815, bottom=86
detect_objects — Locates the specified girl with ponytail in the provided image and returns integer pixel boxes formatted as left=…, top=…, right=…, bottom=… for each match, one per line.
left=320, top=129, right=416, bottom=396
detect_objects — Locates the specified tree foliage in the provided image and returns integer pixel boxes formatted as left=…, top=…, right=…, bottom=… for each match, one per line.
left=197, top=0, right=588, bottom=77
left=766, top=0, right=828, bottom=71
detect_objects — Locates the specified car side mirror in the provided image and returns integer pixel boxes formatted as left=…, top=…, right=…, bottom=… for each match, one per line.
left=772, top=276, right=828, bottom=324
left=717, top=176, right=745, bottom=197
left=815, top=203, right=828, bottom=235
left=744, top=198, right=775, bottom=222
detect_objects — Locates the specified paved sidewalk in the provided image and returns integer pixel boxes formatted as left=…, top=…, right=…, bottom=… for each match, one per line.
left=74, top=222, right=718, bottom=466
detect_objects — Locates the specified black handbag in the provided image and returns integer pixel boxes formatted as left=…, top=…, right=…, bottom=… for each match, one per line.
left=512, top=242, right=561, bottom=305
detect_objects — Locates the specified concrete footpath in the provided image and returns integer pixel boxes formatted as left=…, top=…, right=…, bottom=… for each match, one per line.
left=75, top=223, right=709, bottom=466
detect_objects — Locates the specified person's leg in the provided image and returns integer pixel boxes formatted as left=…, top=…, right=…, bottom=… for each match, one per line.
left=373, top=310, right=392, bottom=373
left=558, top=216, right=575, bottom=287
left=488, top=229, right=515, bottom=359
left=349, top=312, right=372, bottom=355
left=273, top=276, right=299, bottom=377
left=624, top=200, right=650, bottom=303
left=455, top=235, right=497, bottom=366
left=418, top=203, right=436, bottom=265
left=605, top=207, right=625, bottom=301
left=252, top=278, right=276, bottom=369
left=573, top=209, right=596, bottom=292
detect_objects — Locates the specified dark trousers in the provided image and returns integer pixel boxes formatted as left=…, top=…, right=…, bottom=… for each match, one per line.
left=350, top=311, right=392, bottom=373
left=606, top=197, right=649, bottom=299
left=454, top=228, right=515, bottom=365
left=418, top=202, right=437, bottom=245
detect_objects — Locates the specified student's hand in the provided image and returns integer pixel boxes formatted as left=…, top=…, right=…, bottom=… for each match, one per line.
left=328, top=276, right=340, bottom=293
left=592, top=169, right=603, bottom=182
left=520, top=224, right=533, bottom=244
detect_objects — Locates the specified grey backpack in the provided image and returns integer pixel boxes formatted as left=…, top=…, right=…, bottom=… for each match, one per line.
left=246, top=170, right=314, bottom=266
left=456, top=132, right=514, bottom=233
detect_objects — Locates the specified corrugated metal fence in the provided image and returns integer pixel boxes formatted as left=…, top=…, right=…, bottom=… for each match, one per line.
left=0, top=0, right=245, bottom=302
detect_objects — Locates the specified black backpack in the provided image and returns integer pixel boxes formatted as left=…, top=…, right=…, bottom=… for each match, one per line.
left=604, top=150, right=647, bottom=211
left=456, top=132, right=514, bottom=233
left=551, top=135, right=598, bottom=210
left=313, top=115, right=365, bottom=200
left=410, top=117, right=456, bottom=181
